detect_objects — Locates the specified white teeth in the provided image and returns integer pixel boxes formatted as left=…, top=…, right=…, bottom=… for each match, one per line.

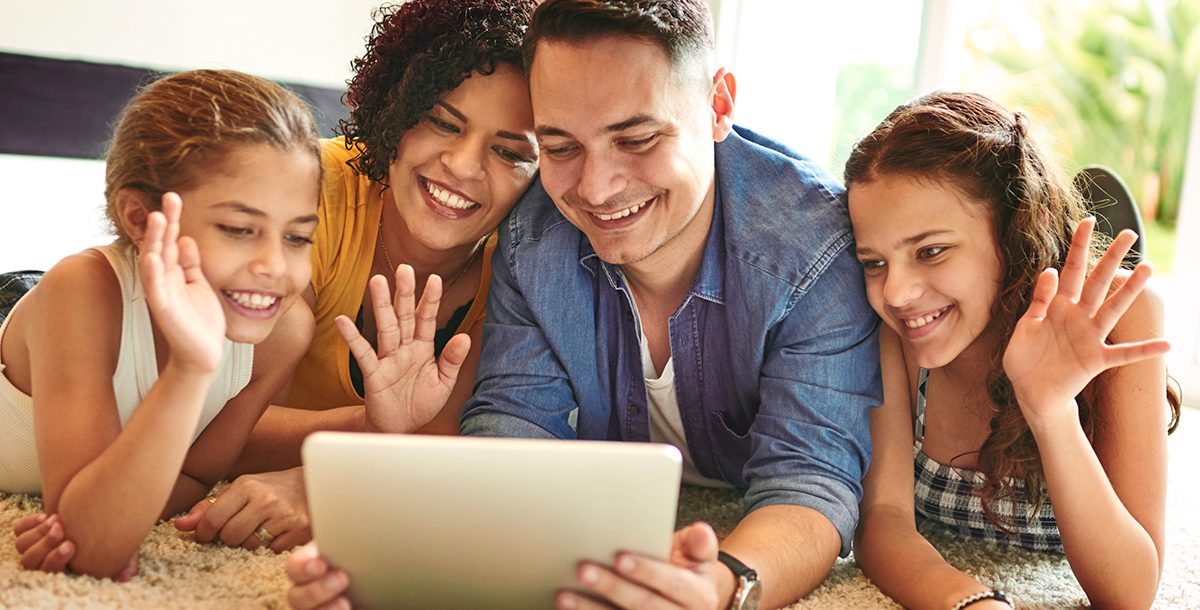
left=904, top=308, right=946, bottom=328
left=226, top=291, right=278, bottom=310
left=426, top=182, right=478, bottom=210
left=594, top=200, right=649, bottom=221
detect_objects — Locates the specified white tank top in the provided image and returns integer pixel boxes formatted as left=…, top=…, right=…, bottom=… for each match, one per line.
left=0, top=243, right=254, bottom=493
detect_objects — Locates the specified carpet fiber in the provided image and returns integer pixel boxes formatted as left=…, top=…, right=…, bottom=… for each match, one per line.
left=2, top=417, right=1196, bottom=609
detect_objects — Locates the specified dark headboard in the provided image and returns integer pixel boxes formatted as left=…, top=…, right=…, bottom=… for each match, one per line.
left=0, top=51, right=349, bottom=159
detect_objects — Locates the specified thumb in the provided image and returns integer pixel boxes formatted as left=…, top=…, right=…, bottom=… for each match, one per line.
left=437, top=333, right=471, bottom=385
left=683, top=522, right=719, bottom=562
left=176, top=235, right=207, bottom=286
left=672, top=522, right=719, bottom=567
left=173, top=498, right=212, bottom=531
left=116, top=553, right=139, bottom=582
left=1024, top=267, right=1059, bottom=321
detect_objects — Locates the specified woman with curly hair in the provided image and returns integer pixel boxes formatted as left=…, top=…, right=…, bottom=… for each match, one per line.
left=283, top=0, right=539, bottom=427
left=284, top=0, right=540, bottom=428
left=179, top=0, right=540, bottom=545
left=846, top=91, right=1180, bottom=609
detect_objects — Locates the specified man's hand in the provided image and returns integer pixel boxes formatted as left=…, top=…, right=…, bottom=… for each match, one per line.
left=557, top=522, right=732, bottom=610
left=174, top=468, right=310, bottom=552
left=285, top=541, right=352, bottom=610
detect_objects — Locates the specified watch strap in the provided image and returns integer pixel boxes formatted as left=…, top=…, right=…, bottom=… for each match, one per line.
left=717, top=551, right=757, bottom=579
left=717, top=551, right=760, bottom=610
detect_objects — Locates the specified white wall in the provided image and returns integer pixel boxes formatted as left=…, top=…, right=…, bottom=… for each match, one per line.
left=0, top=0, right=385, bottom=271
left=0, top=155, right=107, bottom=271
left=1167, top=82, right=1200, bottom=406
left=0, top=0, right=384, bottom=88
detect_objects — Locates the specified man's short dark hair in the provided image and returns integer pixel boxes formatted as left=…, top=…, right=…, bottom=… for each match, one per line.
left=523, top=0, right=714, bottom=87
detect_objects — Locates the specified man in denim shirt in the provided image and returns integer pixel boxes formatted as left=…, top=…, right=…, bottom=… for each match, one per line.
left=284, top=1, right=880, bottom=608
left=461, top=1, right=881, bottom=609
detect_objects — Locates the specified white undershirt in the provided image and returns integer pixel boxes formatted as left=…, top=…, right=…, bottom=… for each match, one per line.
left=638, top=330, right=732, bottom=489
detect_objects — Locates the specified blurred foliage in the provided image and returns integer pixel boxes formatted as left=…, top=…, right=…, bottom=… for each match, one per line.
left=830, top=63, right=915, bottom=179
left=1144, top=216, right=1177, bottom=274
left=974, top=0, right=1200, bottom=228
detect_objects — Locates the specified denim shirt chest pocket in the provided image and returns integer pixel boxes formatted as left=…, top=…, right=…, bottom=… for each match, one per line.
left=598, top=260, right=750, bottom=485
left=668, top=292, right=751, bottom=487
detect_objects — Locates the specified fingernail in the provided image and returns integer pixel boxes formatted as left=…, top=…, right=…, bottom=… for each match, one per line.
left=579, top=565, right=598, bottom=584
left=49, top=523, right=62, bottom=539
left=58, top=544, right=71, bottom=556
left=306, top=559, right=323, bottom=576
left=34, top=514, right=47, bottom=523
left=558, top=592, right=578, bottom=610
left=616, top=554, right=636, bottom=574
left=323, top=572, right=344, bottom=589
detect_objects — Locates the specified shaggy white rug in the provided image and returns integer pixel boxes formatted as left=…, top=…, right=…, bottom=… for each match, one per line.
left=2, top=414, right=1196, bottom=609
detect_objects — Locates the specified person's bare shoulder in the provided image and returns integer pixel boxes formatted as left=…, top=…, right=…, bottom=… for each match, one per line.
left=1106, top=268, right=1165, bottom=343
left=21, top=250, right=124, bottom=366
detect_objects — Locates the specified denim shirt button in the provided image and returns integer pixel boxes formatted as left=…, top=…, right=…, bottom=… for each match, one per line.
left=629, top=404, right=642, bottom=416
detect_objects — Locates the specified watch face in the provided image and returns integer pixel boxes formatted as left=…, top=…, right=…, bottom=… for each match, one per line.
left=740, top=578, right=763, bottom=610
left=744, top=578, right=763, bottom=607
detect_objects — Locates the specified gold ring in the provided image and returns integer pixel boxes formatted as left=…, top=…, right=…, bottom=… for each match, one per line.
left=253, top=526, right=276, bottom=544
left=205, top=496, right=217, bottom=505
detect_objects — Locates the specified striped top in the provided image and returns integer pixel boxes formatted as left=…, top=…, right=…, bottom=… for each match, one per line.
left=913, top=368, right=1064, bottom=552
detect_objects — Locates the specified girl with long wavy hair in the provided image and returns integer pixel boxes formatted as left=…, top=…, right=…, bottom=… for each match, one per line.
left=846, top=91, right=1180, bottom=609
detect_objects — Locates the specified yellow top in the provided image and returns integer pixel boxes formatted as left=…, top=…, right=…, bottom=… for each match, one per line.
left=287, top=137, right=495, bottom=409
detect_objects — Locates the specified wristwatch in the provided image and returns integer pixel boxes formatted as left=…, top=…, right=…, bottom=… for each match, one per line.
left=717, top=551, right=762, bottom=610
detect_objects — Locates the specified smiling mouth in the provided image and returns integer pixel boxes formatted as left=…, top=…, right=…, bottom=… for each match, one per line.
left=590, top=198, right=652, bottom=221
left=902, top=305, right=951, bottom=329
left=223, top=290, right=279, bottom=310
left=423, top=178, right=480, bottom=210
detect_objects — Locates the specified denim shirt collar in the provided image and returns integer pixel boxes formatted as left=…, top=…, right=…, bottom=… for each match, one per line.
left=576, top=181, right=727, bottom=306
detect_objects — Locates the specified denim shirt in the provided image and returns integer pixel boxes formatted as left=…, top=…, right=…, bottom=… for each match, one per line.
left=462, top=126, right=881, bottom=555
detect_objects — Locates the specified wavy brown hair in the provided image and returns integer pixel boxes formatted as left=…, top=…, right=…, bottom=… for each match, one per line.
left=104, top=69, right=319, bottom=243
left=339, top=0, right=536, bottom=184
left=844, top=91, right=1181, bottom=529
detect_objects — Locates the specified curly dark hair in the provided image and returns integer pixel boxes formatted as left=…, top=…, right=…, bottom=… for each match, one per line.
left=339, top=0, right=536, bottom=184
left=845, top=91, right=1182, bottom=531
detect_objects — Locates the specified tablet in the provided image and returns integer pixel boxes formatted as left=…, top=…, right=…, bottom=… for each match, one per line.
left=302, top=431, right=683, bottom=609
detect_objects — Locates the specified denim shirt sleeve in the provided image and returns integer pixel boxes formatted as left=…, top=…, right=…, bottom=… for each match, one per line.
left=743, top=246, right=881, bottom=557
left=460, top=220, right=578, bottom=440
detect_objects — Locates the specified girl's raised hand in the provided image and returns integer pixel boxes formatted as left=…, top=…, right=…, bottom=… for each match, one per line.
left=140, top=193, right=226, bottom=374
left=1003, top=218, right=1169, bottom=426
left=334, top=265, right=470, bottom=434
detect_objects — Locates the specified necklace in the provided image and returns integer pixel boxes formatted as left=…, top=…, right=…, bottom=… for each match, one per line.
left=376, top=223, right=485, bottom=294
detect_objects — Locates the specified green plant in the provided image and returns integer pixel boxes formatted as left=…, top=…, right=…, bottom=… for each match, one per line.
left=1144, top=217, right=1176, bottom=274
left=975, top=0, right=1200, bottom=227
left=830, top=63, right=915, bottom=176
